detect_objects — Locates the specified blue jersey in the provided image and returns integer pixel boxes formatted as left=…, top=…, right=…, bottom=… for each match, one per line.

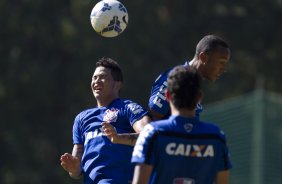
left=148, top=62, right=202, bottom=119
left=132, top=115, right=232, bottom=184
left=73, top=98, right=149, bottom=184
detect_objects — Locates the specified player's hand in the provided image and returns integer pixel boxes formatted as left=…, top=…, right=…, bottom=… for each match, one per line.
left=102, top=122, right=118, bottom=143
left=60, top=153, right=81, bottom=175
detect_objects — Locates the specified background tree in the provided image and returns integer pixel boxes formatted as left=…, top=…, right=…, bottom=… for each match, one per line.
left=0, top=0, right=281, bottom=183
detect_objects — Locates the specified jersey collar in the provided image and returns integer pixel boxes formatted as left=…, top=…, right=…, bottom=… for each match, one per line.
left=169, top=115, right=199, bottom=124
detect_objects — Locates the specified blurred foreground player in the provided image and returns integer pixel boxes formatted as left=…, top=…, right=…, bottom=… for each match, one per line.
left=132, top=66, right=232, bottom=184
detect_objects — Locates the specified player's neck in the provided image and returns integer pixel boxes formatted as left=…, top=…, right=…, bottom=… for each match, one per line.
left=171, top=106, right=196, bottom=118
left=189, top=58, right=206, bottom=80
left=189, top=58, right=201, bottom=69
left=96, top=96, right=118, bottom=107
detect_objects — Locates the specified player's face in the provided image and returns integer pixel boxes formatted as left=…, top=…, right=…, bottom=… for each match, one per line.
left=91, top=66, right=120, bottom=106
left=202, top=47, right=230, bottom=81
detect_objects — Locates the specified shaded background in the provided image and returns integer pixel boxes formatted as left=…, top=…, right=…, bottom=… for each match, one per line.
left=1, top=0, right=281, bottom=183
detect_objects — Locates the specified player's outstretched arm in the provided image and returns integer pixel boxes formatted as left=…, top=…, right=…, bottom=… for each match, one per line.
left=60, top=144, right=83, bottom=179
left=215, top=170, right=229, bottom=184
left=102, top=115, right=151, bottom=146
left=132, top=164, right=152, bottom=184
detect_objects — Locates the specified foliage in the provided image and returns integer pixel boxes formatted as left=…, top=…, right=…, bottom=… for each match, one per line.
left=0, top=0, right=281, bottom=183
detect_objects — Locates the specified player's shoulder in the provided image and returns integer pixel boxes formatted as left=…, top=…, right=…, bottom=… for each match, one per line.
left=74, top=107, right=97, bottom=122
left=77, top=107, right=96, bottom=115
left=142, top=119, right=169, bottom=130
left=198, top=120, right=227, bottom=139
left=120, top=98, right=134, bottom=104
left=120, top=98, right=147, bottom=113
left=146, top=119, right=171, bottom=132
left=153, top=67, right=173, bottom=83
left=109, top=98, right=137, bottom=108
left=153, top=62, right=188, bottom=82
left=139, top=119, right=175, bottom=141
left=120, top=99, right=142, bottom=108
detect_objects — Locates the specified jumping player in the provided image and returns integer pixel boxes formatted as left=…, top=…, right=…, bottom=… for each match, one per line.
left=60, top=57, right=151, bottom=184
left=149, top=34, right=231, bottom=120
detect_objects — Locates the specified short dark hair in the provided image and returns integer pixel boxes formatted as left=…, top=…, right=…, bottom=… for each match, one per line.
left=195, top=35, right=230, bottom=57
left=167, top=66, right=201, bottom=110
left=96, top=57, right=123, bottom=82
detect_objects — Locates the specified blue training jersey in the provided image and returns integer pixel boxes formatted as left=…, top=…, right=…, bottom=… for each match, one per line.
left=132, top=115, right=232, bottom=184
left=73, top=98, right=149, bottom=184
left=148, top=62, right=202, bottom=119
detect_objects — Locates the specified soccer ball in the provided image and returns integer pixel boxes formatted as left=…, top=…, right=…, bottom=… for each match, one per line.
left=90, top=0, right=129, bottom=37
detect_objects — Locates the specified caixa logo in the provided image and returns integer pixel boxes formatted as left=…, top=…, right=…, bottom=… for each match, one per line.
left=166, top=143, right=214, bottom=157
left=173, top=178, right=195, bottom=184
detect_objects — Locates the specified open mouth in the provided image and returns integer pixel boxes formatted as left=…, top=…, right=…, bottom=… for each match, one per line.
left=94, top=86, right=102, bottom=92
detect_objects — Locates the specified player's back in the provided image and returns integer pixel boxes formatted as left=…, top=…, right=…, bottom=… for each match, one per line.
left=146, top=116, right=232, bottom=184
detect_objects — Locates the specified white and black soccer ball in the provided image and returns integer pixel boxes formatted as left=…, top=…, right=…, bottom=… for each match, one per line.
left=90, top=0, right=128, bottom=37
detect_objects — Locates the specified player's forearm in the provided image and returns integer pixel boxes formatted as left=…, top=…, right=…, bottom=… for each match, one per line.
left=114, top=133, right=139, bottom=146
left=69, top=144, right=83, bottom=179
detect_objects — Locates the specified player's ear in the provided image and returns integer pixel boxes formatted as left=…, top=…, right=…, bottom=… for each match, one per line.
left=199, top=52, right=208, bottom=65
left=115, top=81, right=123, bottom=91
left=165, top=89, right=171, bottom=102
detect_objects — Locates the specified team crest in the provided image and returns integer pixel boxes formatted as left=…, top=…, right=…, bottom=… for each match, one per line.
left=183, top=123, right=193, bottom=132
left=103, top=108, right=119, bottom=122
